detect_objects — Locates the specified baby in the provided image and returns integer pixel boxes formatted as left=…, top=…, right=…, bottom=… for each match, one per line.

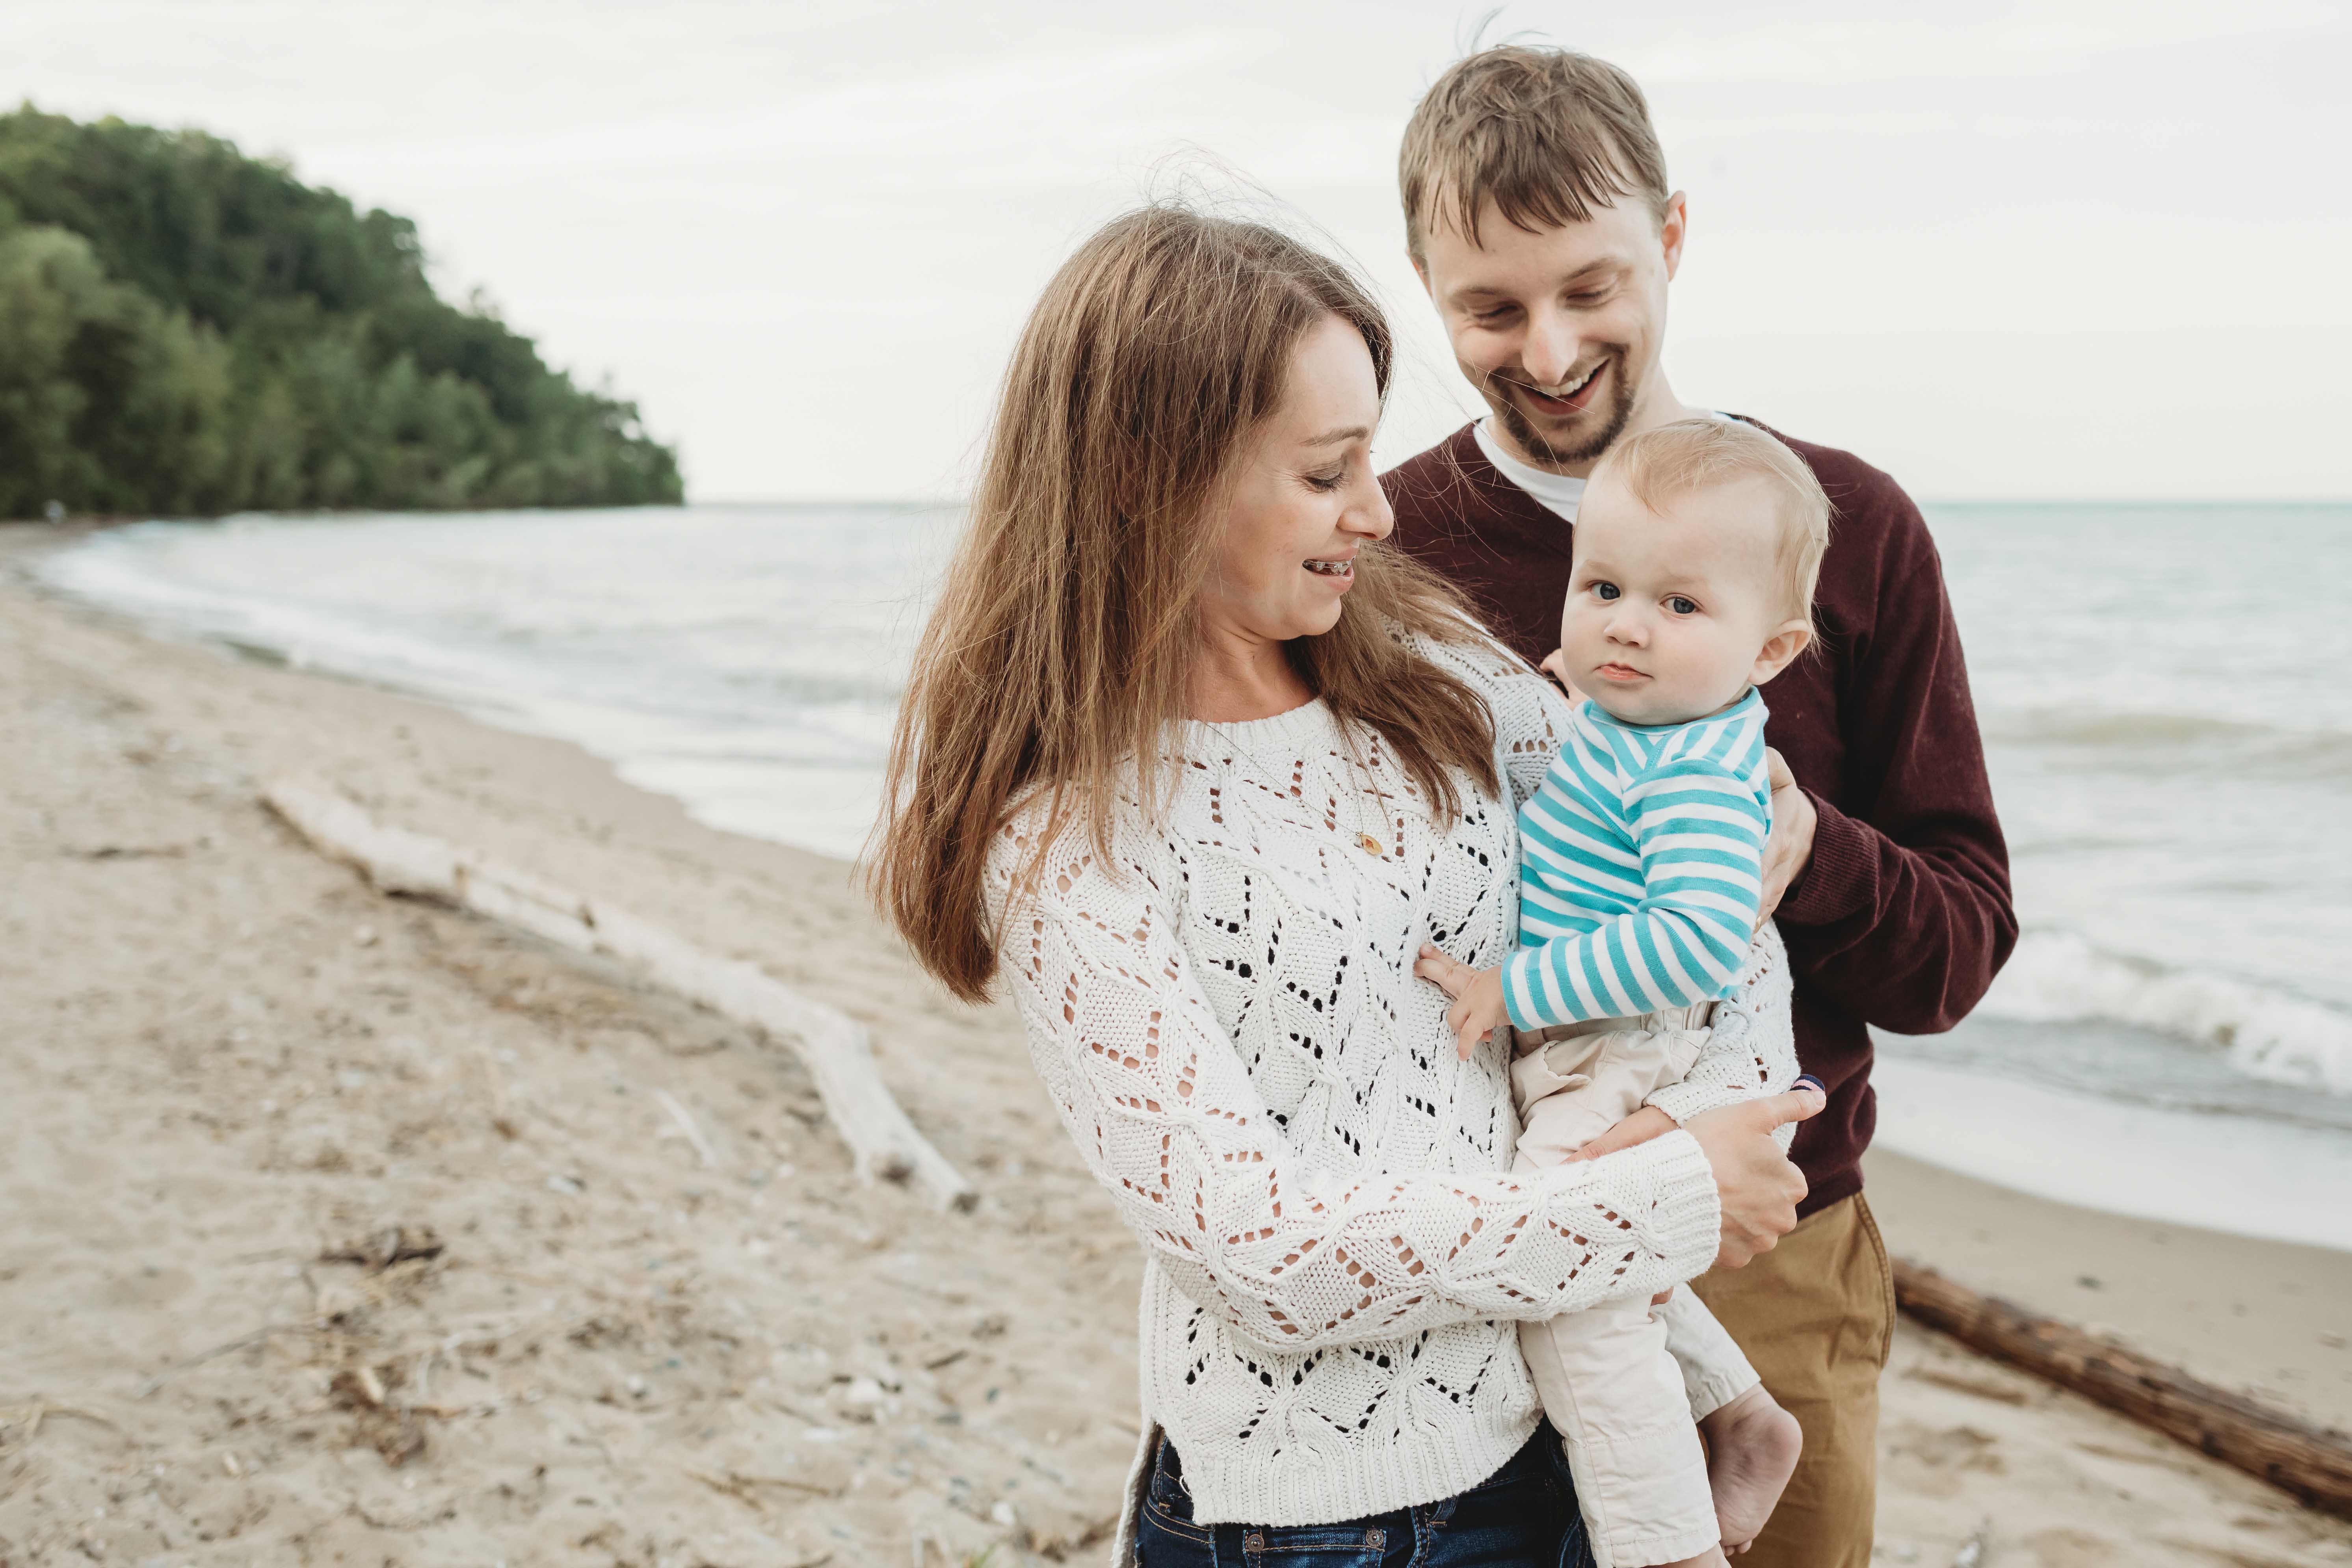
left=1417, top=416, right=1828, bottom=1568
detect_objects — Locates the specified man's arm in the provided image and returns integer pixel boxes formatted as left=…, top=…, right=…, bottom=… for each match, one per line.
left=1770, top=487, right=2016, bottom=1035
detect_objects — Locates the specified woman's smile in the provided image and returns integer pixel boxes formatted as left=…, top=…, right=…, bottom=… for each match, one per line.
left=1303, top=553, right=1356, bottom=584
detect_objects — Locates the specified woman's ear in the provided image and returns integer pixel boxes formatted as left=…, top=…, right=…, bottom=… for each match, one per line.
left=1750, top=620, right=1814, bottom=686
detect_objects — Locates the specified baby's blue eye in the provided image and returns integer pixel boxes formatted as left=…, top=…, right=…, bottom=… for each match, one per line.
left=1667, top=595, right=1698, bottom=614
left=1593, top=582, right=1620, bottom=601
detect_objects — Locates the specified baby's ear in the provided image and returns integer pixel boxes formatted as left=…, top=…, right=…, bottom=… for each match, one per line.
left=1750, top=620, right=1814, bottom=686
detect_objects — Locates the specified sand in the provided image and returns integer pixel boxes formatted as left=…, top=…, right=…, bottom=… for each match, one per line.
left=1865, top=1150, right=2352, bottom=1434
left=2, top=520, right=2348, bottom=1568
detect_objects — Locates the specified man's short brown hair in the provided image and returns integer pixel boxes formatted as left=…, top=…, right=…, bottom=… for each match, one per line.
left=1400, top=46, right=1671, bottom=260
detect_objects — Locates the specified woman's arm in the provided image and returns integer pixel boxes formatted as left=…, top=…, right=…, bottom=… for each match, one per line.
left=990, top=812, right=1723, bottom=1355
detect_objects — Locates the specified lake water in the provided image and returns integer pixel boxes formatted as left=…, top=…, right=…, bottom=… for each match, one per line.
left=39, top=500, right=2352, bottom=1249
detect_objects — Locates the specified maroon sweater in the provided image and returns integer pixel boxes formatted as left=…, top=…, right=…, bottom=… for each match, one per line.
left=1385, top=422, right=2015, bottom=1217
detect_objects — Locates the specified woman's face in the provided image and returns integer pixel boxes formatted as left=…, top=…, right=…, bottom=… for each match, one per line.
left=1200, top=314, right=1393, bottom=647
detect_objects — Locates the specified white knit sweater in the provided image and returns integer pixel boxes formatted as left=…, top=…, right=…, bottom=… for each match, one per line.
left=988, top=630, right=1783, bottom=1533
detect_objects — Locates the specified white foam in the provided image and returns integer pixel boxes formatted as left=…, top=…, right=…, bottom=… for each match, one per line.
left=1980, top=930, right=2352, bottom=1097
left=1872, top=1057, right=2352, bottom=1253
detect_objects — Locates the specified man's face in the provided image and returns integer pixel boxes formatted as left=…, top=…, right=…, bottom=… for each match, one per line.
left=1415, top=193, right=1684, bottom=474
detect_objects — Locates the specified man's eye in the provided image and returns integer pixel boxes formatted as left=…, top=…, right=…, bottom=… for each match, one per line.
left=1593, top=582, right=1620, bottom=601
left=1667, top=596, right=1698, bottom=615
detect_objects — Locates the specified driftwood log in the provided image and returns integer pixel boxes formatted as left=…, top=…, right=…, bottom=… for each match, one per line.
left=1893, top=1257, right=2352, bottom=1517
left=264, top=782, right=978, bottom=1211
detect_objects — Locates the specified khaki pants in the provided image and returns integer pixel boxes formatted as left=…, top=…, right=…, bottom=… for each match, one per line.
left=1687, top=1193, right=1895, bottom=1568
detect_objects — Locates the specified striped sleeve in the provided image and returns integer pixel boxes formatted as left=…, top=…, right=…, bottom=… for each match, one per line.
left=1502, top=753, right=1771, bottom=1029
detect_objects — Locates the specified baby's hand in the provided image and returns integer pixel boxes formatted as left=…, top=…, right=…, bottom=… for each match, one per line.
left=1414, top=945, right=1510, bottom=1060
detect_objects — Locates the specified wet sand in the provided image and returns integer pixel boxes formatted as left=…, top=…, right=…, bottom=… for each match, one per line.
left=1866, top=1147, right=2352, bottom=1432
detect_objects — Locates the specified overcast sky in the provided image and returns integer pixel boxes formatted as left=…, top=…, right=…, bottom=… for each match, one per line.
left=7, top=0, right=2348, bottom=500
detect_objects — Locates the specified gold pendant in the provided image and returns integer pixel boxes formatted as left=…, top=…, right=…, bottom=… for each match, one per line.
left=1359, top=832, right=1382, bottom=856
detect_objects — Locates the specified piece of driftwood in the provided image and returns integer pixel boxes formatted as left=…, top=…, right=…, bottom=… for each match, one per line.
left=1893, top=1258, right=2352, bottom=1518
left=319, top=1224, right=446, bottom=1271
left=264, top=783, right=977, bottom=1211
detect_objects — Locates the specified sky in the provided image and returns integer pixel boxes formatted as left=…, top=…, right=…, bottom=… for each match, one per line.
left=6, top=0, right=2348, bottom=501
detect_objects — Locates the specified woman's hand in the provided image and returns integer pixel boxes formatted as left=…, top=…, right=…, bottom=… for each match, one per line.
left=1565, top=1105, right=1679, bottom=1161
left=1683, top=1082, right=1827, bottom=1269
left=1413, top=945, right=1510, bottom=1059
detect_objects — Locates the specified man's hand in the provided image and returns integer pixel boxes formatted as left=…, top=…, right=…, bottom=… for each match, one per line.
left=1538, top=648, right=1584, bottom=705
left=1759, top=747, right=1817, bottom=924
left=1414, top=945, right=1510, bottom=1059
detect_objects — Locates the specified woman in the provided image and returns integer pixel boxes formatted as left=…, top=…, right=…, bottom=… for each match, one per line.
left=870, top=206, right=1820, bottom=1567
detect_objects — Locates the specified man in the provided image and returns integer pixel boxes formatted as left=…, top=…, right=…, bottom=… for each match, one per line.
left=1383, top=47, right=2017, bottom=1568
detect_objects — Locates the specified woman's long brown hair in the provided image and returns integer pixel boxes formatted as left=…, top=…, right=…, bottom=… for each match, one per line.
left=869, top=205, right=1499, bottom=1001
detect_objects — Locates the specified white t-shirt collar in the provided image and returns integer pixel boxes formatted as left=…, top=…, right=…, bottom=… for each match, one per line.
left=1471, top=418, right=1586, bottom=522
left=1471, top=411, right=1738, bottom=524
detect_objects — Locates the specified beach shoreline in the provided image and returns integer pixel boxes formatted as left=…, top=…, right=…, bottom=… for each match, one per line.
left=1864, top=1148, right=2352, bottom=1433
left=4, top=522, right=2348, bottom=1566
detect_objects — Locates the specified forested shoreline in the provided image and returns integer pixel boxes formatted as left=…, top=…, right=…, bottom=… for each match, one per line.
left=0, top=108, right=682, bottom=518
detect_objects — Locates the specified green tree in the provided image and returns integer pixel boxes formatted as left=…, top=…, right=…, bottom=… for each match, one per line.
left=0, top=106, right=682, bottom=518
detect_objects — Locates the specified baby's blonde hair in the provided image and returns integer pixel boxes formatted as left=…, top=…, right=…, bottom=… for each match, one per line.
left=1592, top=417, right=1832, bottom=627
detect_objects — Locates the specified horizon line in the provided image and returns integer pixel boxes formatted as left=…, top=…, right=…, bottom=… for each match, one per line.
left=687, top=494, right=2352, bottom=510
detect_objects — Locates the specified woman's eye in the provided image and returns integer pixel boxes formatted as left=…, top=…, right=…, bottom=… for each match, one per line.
left=1305, top=467, right=1345, bottom=492
left=1667, top=596, right=1698, bottom=615
left=1593, top=582, right=1620, bottom=601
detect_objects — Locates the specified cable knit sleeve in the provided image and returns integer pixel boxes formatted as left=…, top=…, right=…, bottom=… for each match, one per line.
left=1645, top=922, right=1801, bottom=1145
left=989, top=810, right=1724, bottom=1356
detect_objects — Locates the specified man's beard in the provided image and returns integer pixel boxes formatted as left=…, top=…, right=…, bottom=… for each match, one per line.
left=1487, top=353, right=1636, bottom=470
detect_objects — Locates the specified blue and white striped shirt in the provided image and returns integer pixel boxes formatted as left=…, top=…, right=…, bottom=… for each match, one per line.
left=1504, top=689, right=1773, bottom=1030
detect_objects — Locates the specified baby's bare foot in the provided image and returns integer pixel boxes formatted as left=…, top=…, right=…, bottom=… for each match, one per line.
left=1698, top=1384, right=1802, bottom=1550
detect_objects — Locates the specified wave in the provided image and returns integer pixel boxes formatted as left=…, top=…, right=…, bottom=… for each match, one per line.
left=1978, top=930, right=2352, bottom=1097
left=1872, top=1057, right=2352, bottom=1253
left=37, top=533, right=909, bottom=721
left=1981, top=708, right=2352, bottom=780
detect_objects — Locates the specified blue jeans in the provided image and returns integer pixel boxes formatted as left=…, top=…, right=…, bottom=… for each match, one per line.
left=1135, top=1424, right=1595, bottom=1567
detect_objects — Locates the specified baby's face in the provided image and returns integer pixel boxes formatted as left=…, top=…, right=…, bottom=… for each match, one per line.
left=1561, top=472, right=1802, bottom=726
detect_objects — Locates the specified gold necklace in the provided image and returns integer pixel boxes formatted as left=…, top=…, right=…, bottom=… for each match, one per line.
left=1212, top=709, right=1389, bottom=859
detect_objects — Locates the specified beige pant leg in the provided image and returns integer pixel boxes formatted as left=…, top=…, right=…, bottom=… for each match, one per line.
left=1658, top=1288, right=1761, bottom=1423
left=1510, top=1015, right=1760, bottom=1425
left=1515, top=1081, right=1720, bottom=1568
